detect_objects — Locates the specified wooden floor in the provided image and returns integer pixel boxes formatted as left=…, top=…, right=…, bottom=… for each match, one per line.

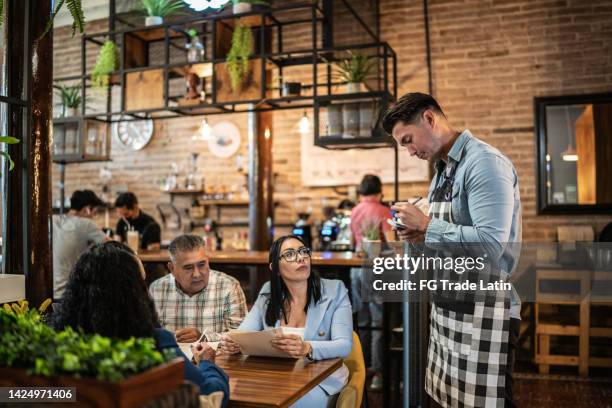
left=365, top=370, right=612, bottom=407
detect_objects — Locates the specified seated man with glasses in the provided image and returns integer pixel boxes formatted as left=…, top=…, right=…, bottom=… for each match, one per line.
left=220, top=234, right=353, bottom=407
left=150, top=234, right=248, bottom=343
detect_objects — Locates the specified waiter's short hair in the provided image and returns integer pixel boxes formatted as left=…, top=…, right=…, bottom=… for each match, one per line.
left=358, top=174, right=382, bottom=196
left=169, top=234, right=206, bottom=263
left=382, top=92, right=445, bottom=134
left=115, top=192, right=138, bottom=209
left=70, top=189, right=105, bottom=211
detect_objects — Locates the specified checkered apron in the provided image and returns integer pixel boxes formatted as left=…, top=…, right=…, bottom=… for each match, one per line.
left=424, top=161, right=511, bottom=408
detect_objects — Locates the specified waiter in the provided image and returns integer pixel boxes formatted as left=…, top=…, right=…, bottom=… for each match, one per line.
left=382, top=93, right=522, bottom=407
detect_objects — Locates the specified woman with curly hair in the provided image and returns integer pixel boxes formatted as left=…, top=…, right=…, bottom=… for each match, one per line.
left=53, top=241, right=229, bottom=406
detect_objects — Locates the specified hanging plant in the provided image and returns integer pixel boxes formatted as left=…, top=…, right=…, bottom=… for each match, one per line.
left=1, top=0, right=85, bottom=37
left=92, top=41, right=118, bottom=91
left=226, top=24, right=253, bottom=93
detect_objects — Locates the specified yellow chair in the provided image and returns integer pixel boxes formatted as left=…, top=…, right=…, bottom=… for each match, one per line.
left=336, top=332, right=366, bottom=408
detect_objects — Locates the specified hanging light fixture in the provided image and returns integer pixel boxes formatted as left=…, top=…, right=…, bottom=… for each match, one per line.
left=561, top=145, right=578, bottom=162
left=561, top=106, right=578, bottom=162
left=192, top=118, right=212, bottom=141
left=184, top=0, right=229, bottom=11
left=298, top=111, right=310, bottom=134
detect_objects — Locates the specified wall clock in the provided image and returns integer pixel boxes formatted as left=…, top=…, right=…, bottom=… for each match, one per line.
left=112, top=116, right=154, bottom=150
left=209, top=121, right=241, bottom=158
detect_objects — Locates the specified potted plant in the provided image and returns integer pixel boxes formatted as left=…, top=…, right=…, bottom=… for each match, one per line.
left=226, top=23, right=253, bottom=93
left=54, top=84, right=81, bottom=117
left=186, top=28, right=205, bottom=63
left=141, top=0, right=185, bottom=26
left=361, top=221, right=382, bottom=258
left=92, top=40, right=118, bottom=91
left=0, top=300, right=184, bottom=406
left=336, top=52, right=376, bottom=93
left=231, top=0, right=269, bottom=15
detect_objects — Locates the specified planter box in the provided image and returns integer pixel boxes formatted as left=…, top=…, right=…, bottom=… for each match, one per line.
left=0, top=358, right=184, bottom=408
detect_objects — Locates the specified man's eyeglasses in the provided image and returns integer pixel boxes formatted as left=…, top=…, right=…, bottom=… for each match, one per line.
left=279, top=247, right=312, bottom=263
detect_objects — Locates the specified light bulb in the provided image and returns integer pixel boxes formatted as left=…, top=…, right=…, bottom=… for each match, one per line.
left=298, top=112, right=310, bottom=134
left=193, top=118, right=212, bottom=141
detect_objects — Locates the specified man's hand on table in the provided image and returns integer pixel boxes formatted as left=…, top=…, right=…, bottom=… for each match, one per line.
left=176, top=327, right=201, bottom=343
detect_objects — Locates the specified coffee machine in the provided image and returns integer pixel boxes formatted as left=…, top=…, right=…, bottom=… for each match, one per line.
left=317, top=198, right=354, bottom=252
left=292, top=197, right=313, bottom=248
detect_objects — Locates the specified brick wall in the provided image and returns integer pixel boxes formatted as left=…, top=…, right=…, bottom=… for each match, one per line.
left=52, top=0, right=612, bottom=243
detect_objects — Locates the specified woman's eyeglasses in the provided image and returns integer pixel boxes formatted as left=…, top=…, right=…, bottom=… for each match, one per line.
left=279, top=247, right=312, bottom=263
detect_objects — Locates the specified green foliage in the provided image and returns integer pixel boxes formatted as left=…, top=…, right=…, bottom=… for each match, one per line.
left=361, top=221, right=381, bottom=241
left=0, top=136, right=20, bottom=171
left=226, top=24, right=253, bottom=92
left=336, top=52, right=376, bottom=84
left=54, top=84, right=81, bottom=109
left=187, top=28, right=198, bottom=38
left=141, top=0, right=185, bottom=18
left=92, top=41, right=118, bottom=91
left=0, top=300, right=173, bottom=382
left=1, top=0, right=85, bottom=37
left=41, top=0, right=86, bottom=38
left=231, top=0, right=269, bottom=5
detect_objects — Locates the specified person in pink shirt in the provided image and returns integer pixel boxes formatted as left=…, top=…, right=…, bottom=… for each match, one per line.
left=349, top=174, right=394, bottom=391
left=350, top=174, right=395, bottom=250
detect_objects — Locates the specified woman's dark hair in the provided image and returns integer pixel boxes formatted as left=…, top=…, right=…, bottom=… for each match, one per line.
left=265, top=235, right=321, bottom=327
left=53, top=241, right=160, bottom=339
left=358, top=174, right=382, bottom=196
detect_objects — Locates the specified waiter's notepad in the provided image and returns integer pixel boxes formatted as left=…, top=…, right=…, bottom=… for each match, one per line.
left=229, top=328, right=295, bottom=358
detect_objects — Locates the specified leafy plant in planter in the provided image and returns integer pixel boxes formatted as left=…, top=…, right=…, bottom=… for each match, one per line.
left=0, top=136, right=19, bottom=171
left=336, top=52, right=376, bottom=92
left=360, top=220, right=382, bottom=258
left=54, top=84, right=81, bottom=116
left=142, top=0, right=185, bottom=26
left=92, top=41, right=118, bottom=91
left=226, top=23, right=253, bottom=93
left=0, top=300, right=174, bottom=381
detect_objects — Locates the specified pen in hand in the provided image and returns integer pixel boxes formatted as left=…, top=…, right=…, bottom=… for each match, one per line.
left=411, top=196, right=423, bottom=206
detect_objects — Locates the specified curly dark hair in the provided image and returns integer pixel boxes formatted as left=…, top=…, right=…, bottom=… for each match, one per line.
left=265, top=235, right=321, bottom=327
left=53, top=241, right=160, bottom=339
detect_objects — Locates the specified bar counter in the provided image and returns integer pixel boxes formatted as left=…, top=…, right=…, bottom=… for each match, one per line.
left=138, top=249, right=364, bottom=267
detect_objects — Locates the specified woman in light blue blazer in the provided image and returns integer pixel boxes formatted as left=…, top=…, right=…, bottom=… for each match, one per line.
left=220, top=234, right=353, bottom=407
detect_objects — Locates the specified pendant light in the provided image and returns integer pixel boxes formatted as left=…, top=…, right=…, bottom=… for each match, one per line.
left=561, top=106, right=578, bottom=162
left=298, top=111, right=310, bottom=134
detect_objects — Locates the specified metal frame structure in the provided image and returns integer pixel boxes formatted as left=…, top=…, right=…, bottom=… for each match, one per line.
left=53, top=1, right=398, bottom=150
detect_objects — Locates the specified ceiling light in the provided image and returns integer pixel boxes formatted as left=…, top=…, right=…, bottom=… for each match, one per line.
left=298, top=111, right=310, bottom=134
left=561, top=144, right=578, bottom=162
left=184, top=0, right=229, bottom=12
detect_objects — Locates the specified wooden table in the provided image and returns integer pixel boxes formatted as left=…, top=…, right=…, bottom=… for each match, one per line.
left=214, top=354, right=342, bottom=407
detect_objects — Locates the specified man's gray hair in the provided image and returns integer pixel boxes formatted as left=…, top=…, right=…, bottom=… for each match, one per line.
left=168, top=234, right=206, bottom=263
